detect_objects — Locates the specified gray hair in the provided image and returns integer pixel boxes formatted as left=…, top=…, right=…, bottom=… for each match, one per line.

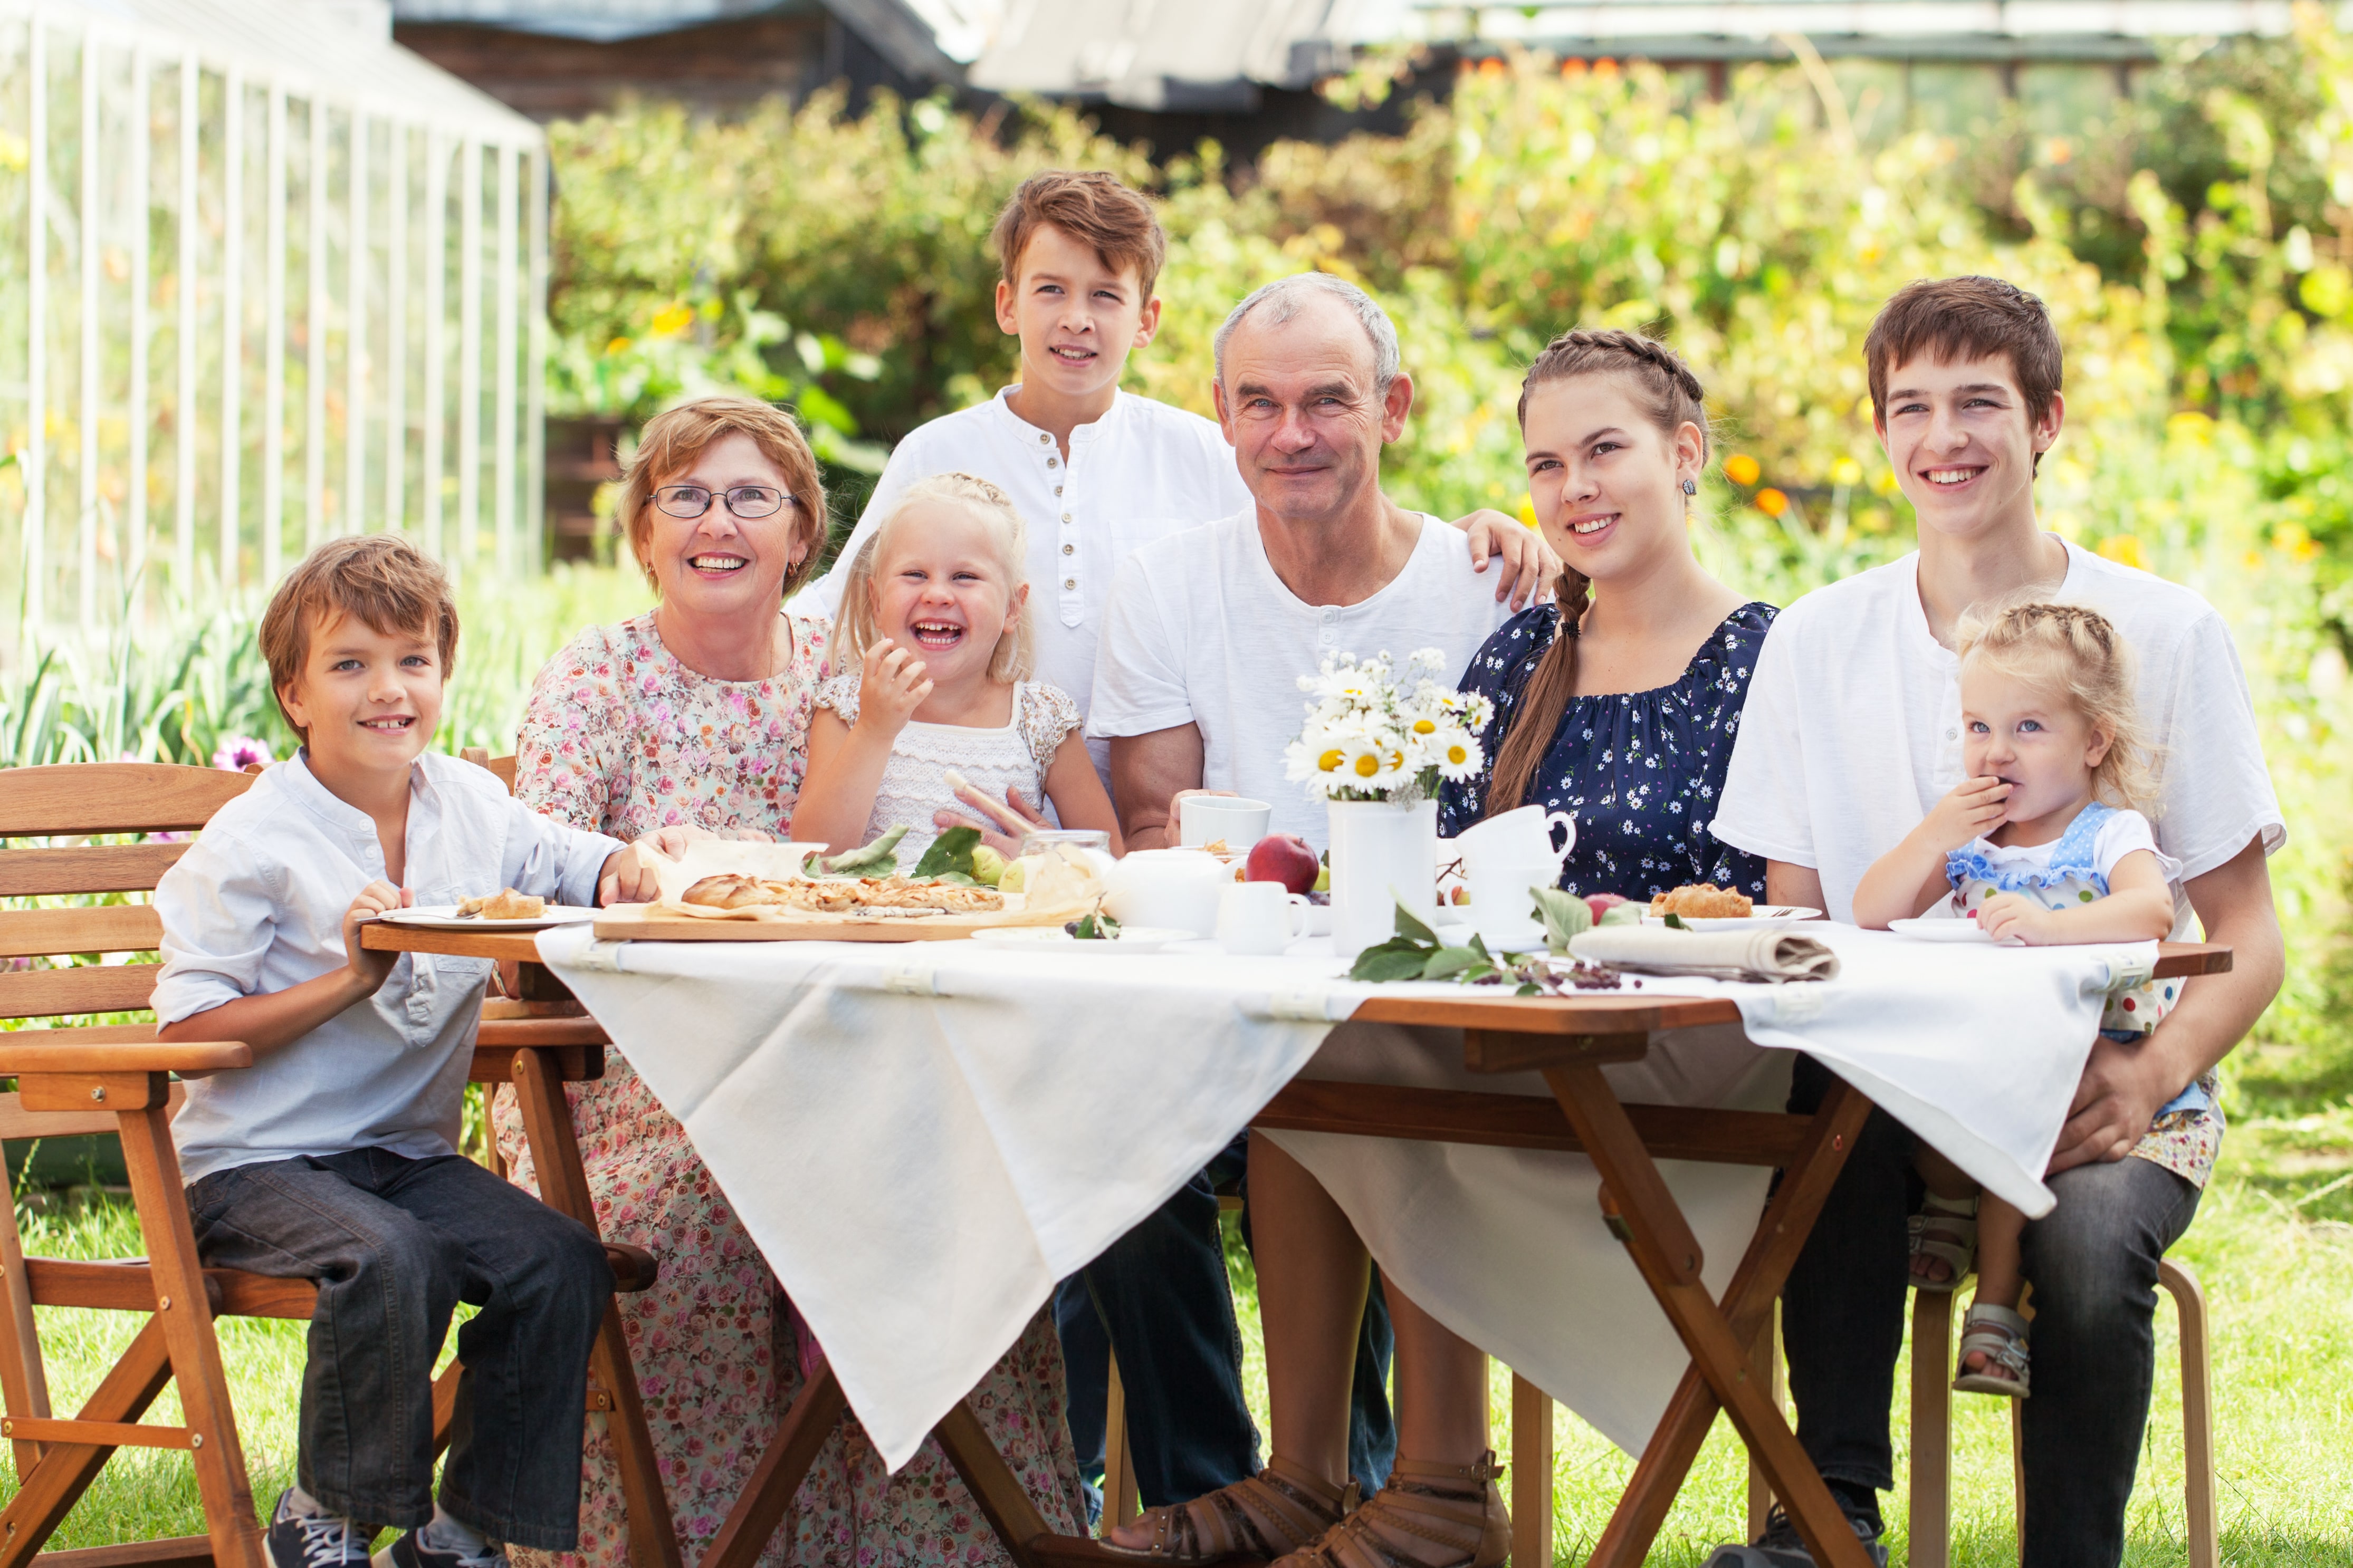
left=1213, top=272, right=1401, bottom=395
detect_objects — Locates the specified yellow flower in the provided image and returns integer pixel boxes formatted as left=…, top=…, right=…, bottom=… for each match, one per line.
left=1318, top=748, right=1345, bottom=773
left=2096, top=534, right=2150, bottom=571
left=650, top=303, right=694, bottom=337
left=1353, top=752, right=1382, bottom=779
left=1412, top=718, right=1437, bottom=735
left=1516, top=493, right=1539, bottom=528
left=1754, top=487, right=1790, bottom=518
left=1831, top=457, right=1863, bottom=486
left=606, top=335, right=633, bottom=355
left=1723, top=453, right=1762, bottom=487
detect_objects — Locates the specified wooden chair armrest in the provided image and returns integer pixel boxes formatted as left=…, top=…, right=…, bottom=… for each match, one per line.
left=0, top=1039, right=252, bottom=1074
left=605, top=1243, right=658, bottom=1294
left=476, top=1016, right=609, bottom=1048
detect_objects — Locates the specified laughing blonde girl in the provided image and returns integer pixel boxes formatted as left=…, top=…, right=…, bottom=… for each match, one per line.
left=793, top=472, right=1123, bottom=860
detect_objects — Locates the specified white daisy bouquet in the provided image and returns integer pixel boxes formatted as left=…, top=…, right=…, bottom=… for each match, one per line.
left=1284, top=648, right=1496, bottom=804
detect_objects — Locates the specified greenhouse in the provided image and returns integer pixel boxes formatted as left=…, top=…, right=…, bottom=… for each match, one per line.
left=0, top=0, right=547, bottom=642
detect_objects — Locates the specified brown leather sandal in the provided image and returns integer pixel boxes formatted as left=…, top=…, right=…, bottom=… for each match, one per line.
left=1103, top=1455, right=1359, bottom=1564
left=1269, top=1451, right=1510, bottom=1568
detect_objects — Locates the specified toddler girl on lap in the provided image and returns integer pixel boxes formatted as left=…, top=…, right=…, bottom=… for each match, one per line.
left=1855, top=599, right=2187, bottom=1399
left=794, top=472, right=1124, bottom=859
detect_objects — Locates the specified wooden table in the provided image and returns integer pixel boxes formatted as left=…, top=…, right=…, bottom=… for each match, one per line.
left=368, top=924, right=2231, bottom=1568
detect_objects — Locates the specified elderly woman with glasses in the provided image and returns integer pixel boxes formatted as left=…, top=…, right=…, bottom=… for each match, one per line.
left=493, top=395, right=1086, bottom=1568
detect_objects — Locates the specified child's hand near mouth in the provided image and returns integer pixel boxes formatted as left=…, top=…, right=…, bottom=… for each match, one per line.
left=1851, top=773, right=2014, bottom=928
left=1920, top=774, right=2013, bottom=851
left=856, top=636, right=934, bottom=738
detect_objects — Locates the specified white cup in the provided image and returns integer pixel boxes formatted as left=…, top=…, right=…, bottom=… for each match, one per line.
left=1464, top=854, right=1561, bottom=944
left=1214, top=880, right=1313, bottom=956
left=1451, top=803, right=1575, bottom=868
left=1180, top=795, right=1273, bottom=850
left=1102, top=849, right=1227, bottom=936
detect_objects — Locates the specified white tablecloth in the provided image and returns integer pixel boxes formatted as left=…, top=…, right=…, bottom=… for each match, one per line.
left=534, top=922, right=2155, bottom=1467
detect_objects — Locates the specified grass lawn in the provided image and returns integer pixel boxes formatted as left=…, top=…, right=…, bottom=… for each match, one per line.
left=6, top=1104, right=2350, bottom=1564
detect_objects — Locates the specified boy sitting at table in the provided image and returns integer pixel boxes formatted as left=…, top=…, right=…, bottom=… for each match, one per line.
left=152, top=535, right=677, bottom=1568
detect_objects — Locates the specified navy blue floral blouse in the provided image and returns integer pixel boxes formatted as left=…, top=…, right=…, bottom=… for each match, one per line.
left=1439, top=601, right=1778, bottom=902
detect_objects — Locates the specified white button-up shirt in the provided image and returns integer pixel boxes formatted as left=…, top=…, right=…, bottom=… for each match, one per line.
left=152, top=749, right=623, bottom=1184
left=795, top=386, right=1253, bottom=778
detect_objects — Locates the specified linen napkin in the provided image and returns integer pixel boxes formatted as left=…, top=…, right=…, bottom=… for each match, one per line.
left=1567, top=925, right=1840, bottom=983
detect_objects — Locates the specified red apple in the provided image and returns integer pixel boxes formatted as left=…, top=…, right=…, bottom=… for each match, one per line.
left=1246, top=832, right=1321, bottom=894
left=1585, top=892, right=1628, bottom=922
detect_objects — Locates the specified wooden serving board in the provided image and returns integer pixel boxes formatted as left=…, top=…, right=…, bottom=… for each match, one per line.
left=590, top=901, right=1080, bottom=944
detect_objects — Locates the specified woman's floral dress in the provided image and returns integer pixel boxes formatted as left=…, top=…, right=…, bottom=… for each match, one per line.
left=1440, top=601, right=1778, bottom=903
left=494, top=609, right=1087, bottom=1568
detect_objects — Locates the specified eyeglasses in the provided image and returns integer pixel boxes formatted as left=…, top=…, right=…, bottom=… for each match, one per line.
left=653, top=484, right=792, bottom=520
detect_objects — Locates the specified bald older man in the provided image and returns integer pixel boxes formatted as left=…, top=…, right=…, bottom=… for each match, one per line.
left=1091, top=273, right=1531, bottom=849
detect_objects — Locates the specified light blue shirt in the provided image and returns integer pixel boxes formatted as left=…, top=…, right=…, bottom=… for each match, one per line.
left=152, top=749, right=623, bottom=1184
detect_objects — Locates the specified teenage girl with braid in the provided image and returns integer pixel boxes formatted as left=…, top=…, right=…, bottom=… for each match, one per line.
left=1439, top=330, right=1776, bottom=909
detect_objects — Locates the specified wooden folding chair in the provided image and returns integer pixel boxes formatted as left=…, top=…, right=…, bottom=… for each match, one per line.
left=0, top=762, right=681, bottom=1568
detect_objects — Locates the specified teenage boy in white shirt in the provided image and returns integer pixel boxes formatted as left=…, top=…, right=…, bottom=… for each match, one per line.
left=795, top=169, right=1553, bottom=813
left=1707, top=277, right=2285, bottom=1568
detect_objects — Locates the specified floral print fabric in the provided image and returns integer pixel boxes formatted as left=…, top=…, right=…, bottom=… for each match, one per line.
left=1439, top=602, right=1778, bottom=903
left=496, top=610, right=1086, bottom=1568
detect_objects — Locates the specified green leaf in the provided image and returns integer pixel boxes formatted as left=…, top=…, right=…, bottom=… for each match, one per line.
left=1351, top=940, right=1437, bottom=983
left=1391, top=894, right=1441, bottom=947
left=1515, top=981, right=1542, bottom=997
left=1664, top=911, right=1689, bottom=930
left=821, top=824, right=908, bottom=876
left=1420, top=945, right=1487, bottom=980
left=911, top=825, right=981, bottom=879
left=1529, top=885, right=1592, bottom=954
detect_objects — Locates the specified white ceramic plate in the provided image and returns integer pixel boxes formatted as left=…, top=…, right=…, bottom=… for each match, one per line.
left=1642, top=905, right=1822, bottom=930
left=968, top=925, right=1196, bottom=954
left=1889, top=916, right=1996, bottom=944
left=379, top=905, right=602, bottom=932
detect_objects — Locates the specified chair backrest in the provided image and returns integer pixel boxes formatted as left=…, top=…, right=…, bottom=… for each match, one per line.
left=459, top=748, right=519, bottom=794
left=0, top=763, right=259, bottom=1041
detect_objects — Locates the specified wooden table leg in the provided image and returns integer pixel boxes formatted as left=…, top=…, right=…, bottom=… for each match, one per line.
left=700, top=1362, right=850, bottom=1568
left=511, top=1047, right=685, bottom=1568
left=1581, top=1079, right=1870, bottom=1565
left=1544, top=1067, right=1876, bottom=1568
left=1511, top=1373, right=1554, bottom=1567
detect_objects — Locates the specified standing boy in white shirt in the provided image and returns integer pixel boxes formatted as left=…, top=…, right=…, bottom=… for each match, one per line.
left=152, top=536, right=678, bottom=1568
left=793, top=171, right=1554, bottom=1514
left=1707, top=277, right=2285, bottom=1568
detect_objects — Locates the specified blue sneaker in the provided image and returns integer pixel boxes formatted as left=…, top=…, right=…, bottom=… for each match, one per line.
left=1703, top=1504, right=1889, bottom=1568
left=371, top=1523, right=508, bottom=1568
left=266, top=1490, right=370, bottom=1568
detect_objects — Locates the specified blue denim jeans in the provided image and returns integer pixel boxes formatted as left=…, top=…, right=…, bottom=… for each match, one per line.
left=185, top=1148, right=613, bottom=1547
left=1778, top=1056, right=2201, bottom=1565
left=1058, top=1132, right=1397, bottom=1512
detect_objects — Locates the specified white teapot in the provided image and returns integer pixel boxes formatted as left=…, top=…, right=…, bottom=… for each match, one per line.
left=1101, top=849, right=1226, bottom=936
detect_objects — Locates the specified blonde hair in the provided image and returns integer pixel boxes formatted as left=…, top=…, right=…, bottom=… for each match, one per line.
left=619, top=395, right=828, bottom=597
left=1954, top=597, right=2160, bottom=814
left=826, top=472, right=1036, bottom=683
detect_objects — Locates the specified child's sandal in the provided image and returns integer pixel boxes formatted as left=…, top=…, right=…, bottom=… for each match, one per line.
left=1953, top=1303, right=2031, bottom=1398
left=1906, top=1191, right=1978, bottom=1292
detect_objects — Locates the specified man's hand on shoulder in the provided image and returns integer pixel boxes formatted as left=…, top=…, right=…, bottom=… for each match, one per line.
left=1453, top=508, right=1561, bottom=610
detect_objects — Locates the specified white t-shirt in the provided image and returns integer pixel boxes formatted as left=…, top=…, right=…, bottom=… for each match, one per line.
left=152, top=752, right=624, bottom=1184
left=792, top=386, right=1253, bottom=778
left=1713, top=538, right=2284, bottom=928
left=1089, top=509, right=1516, bottom=848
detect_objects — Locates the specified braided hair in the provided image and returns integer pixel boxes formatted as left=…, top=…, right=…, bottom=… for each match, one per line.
left=1485, top=329, right=1713, bottom=817
left=1954, top=597, right=2160, bottom=814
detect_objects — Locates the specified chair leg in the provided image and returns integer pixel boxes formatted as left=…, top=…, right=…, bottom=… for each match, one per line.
left=2160, top=1261, right=2218, bottom=1568
left=1511, top=1373, right=1554, bottom=1567
left=1906, top=1288, right=1952, bottom=1568
left=1102, top=1349, right=1140, bottom=1531
left=0, top=1180, right=56, bottom=1476
left=1742, top=1307, right=1779, bottom=1544
left=116, top=1104, right=268, bottom=1568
